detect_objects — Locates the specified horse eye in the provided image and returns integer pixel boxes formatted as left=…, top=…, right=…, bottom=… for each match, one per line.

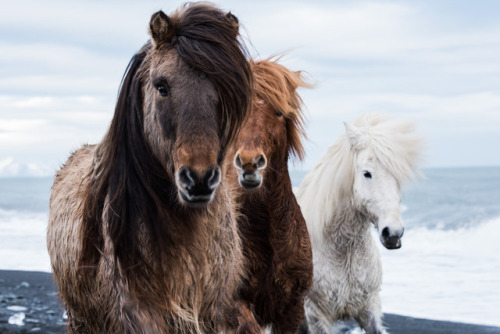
left=276, top=111, right=283, bottom=117
left=363, top=171, right=372, bottom=179
left=156, top=84, right=169, bottom=97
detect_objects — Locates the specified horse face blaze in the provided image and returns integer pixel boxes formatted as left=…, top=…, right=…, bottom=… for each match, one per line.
left=146, top=50, right=222, bottom=206
left=234, top=101, right=284, bottom=189
left=354, top=150, right=405, bottom=249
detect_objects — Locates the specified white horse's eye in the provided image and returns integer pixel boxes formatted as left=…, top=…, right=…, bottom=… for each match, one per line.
left=363, top=171, right=372, bottom=179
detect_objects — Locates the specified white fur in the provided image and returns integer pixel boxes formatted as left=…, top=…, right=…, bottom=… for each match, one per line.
left=296, top=113, right=421, bottom=334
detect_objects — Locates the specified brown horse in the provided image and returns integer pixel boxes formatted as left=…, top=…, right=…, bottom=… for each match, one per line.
left=47, top=3, right=258, bottom=333
left=230, top=59, right=314, bottom=333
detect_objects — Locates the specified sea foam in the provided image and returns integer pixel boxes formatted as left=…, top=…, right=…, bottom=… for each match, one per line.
left=0, top=208, right=50, bottom=272
left=378, top=216, right=500, bottom=326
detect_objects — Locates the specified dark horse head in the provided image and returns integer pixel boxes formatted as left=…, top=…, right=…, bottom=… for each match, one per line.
left=144, top=5, right=252, bottom=205
left=233, top=59, right=309, bottom=188
left=90, top=3, right=251, bottom=206
left=80, top=3, right=252, bottom=288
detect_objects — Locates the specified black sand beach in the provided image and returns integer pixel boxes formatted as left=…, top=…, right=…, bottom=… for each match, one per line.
left=1, top=270, right=499, bottom=334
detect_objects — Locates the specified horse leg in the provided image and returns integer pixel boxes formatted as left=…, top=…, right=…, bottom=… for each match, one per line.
left=270, top=296, right=307, bottom=334
left=302, top=302, right=330, bottom=334
left=303, top=313, right=329, bottom=334
left=296, top=317, right=309, bottom=334
left=355, top=300, right=386, bottom=334
left=66, top=313, right=99, bottom=334
left=227, top=300, right=262, bottom=334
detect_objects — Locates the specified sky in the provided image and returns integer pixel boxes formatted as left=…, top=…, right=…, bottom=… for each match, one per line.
left=1, top=0, right=500, bottom=177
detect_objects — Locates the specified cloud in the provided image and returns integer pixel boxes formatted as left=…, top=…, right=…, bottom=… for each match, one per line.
left=0, top=0, right=499, bottom=175
left=295, top=89, right=500, bottom=169
left=241, top=1, right=500, bottom=97
left=0, top=157, right=52, bottom=178
left=0, top=94, right=113, bottom=176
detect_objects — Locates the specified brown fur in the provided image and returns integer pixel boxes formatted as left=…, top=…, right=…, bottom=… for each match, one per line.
left=47, top=3, right=256, bottom=333
left=229, top=59, right=313, bottom=333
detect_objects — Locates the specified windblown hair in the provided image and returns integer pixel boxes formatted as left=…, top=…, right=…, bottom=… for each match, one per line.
left=297, top=112, right=421, bottom=245
left=347, top=113, right=421, bottom=184
left=78, top=2, right=253, bottom=305
left=251, top=58, right=310, bottom=160
left=232, top=58, right=313, bottom=333
left=169, top=2, right=253, bottom=147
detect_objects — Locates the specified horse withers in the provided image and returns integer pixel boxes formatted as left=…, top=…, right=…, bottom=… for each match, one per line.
left=47, top=3, right=257, bottom=333
left=297, top=113, right=422, bottom=334
left=230, top=59, right=313, bottom=334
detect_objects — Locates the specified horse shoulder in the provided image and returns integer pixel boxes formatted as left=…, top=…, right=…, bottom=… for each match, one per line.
left=48, top=145, right=96, bottom=282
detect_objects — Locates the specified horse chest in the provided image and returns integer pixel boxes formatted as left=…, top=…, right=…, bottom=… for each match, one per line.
left=316, top=237, right=381, bottom=315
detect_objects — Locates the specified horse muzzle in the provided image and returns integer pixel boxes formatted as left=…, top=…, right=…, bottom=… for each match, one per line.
left=234, top=152, right=267, bottom=189
left=380, top=226, right=404, bottom=250
left=176, top=165, right=221, bottom=206
left=238, top=171, right=262, bottom=189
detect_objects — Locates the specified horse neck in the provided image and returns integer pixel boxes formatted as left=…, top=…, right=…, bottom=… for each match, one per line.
left=297, top=137, right=359, bottom=247
left=241, top=155, right=297, bottom=230
left=325, top=203, right=373, bottom=248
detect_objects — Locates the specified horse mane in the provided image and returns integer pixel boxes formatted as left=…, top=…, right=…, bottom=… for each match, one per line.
left=79, top=42, right=182, bottom=277
left=251, top=58, right=310, bottom=160
left=297, top=113, right=421, bottom=246
left=170, top=2, right=253, bottom=149
left=349, top=112, right=422, bottom=184
left=79, top=2, right=253, bottom=305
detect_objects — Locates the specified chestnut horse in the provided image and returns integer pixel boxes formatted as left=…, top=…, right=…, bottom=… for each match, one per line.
left=230, top=59, right=313, bottom=333
left=47, top=3, right=257, bottom=333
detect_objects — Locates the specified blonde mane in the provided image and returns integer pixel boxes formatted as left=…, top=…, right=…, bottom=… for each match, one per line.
left=296, top=112, right=422, bottom=246
left=347, top=113, right=421, bottom=185
left=251, top=58, right=310, bottom=160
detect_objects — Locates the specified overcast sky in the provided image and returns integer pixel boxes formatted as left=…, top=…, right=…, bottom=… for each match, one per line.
left=1, top=0, right=499, bottom=177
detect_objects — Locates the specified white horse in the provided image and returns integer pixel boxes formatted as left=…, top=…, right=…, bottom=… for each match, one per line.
left=296, top=113, right=421, bottom=334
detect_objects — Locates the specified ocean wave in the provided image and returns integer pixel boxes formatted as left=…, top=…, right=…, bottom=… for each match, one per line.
left=0, top=209, right=50, bottom=272
left=0, top=208, right=48, bottom=236
left=399, top=216, right=500, bottom=256
left=1, top=205, right=499, bottom=325
left=377, top=216, right=500, bottom=326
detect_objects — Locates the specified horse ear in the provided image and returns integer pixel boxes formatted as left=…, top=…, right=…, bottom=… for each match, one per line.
left=344, top=122, right=365, bottom=150
left=226, top=11, right=240, bottom=31
left=150, top=11, right=172, bottom=48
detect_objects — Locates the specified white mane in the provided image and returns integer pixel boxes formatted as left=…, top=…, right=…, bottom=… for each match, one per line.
left=296, top=112, right=422, bottom=246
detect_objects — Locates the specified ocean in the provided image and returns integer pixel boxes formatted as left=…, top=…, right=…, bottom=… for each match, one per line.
left=1, top=167, right=499, bottom=327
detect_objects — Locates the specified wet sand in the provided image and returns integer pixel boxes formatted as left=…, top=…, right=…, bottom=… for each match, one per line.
left=1, top=270, right=499, bottom=333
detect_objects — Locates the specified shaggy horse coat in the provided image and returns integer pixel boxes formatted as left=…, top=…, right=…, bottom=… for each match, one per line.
left=47, top=3, right=257, bottom=333
left=296, top=113, right=421, bottom=334
left=297, top=114, right=420, bottom=334
left=230, top=59, right=313, bottom=334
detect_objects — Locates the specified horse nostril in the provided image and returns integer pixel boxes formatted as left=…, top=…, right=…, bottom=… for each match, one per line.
left=381, top=227, right=390, bottom=239
left=178, top=167, right=195, bottom=190
left=235, top=154, right=243, bottom=169
left=255, top=154, right=267, bottom=170
left=206, top=167, right=221, bottom=189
